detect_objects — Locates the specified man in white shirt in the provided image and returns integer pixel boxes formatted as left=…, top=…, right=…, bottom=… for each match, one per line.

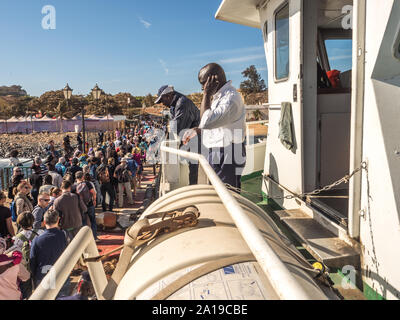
left=184, top=63, right=246, bottom=188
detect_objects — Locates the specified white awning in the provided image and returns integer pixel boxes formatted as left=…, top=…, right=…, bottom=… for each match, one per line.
left=215, top=0, right=263, bottom=29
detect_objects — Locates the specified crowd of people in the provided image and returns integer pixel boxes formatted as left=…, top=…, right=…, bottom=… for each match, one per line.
left=0, top=119, right=166, bottom=300
left=0, top=62, right=247, bottom=301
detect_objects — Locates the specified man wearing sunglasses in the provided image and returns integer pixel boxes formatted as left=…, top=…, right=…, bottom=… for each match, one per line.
left=32, top=193, right=51, bottom=230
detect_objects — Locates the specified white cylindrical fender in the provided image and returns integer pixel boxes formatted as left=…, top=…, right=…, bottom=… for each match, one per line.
left=114, top=186, right=330, bottom=300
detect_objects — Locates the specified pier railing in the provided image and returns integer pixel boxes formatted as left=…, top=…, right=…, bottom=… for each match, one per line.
left=0, top=161, right=33, bottom=191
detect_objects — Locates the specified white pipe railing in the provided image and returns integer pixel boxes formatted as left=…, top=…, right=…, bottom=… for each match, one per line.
left=160, top=145, right=311, bottom=300
left=29, top=226, right=108, bottom=300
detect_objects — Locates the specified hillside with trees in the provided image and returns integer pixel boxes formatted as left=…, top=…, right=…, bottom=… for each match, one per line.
left=0, top=65, right=268, bottom=121
left=0, top=85, right=27, bottom=97
left=239, top=65, right=268, bottom=105
left=0, top=88, right=151, bottom=120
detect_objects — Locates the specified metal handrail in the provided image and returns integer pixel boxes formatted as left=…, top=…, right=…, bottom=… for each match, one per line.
left=29, top=226, right=108, bottom=300
left=160, top=144, right=311, bottom=300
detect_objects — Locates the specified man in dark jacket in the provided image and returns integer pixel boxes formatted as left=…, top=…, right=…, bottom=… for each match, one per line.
left=155, top=85, right=201, bottom=185
left=53, top=180, right=87, bottom=241
left=30, top=209, right=67, bottom=290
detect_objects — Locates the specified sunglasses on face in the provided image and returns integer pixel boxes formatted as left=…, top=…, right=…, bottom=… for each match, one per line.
left=41, top=199, right=50, bottom=202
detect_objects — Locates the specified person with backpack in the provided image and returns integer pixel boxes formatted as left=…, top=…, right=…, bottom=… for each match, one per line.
left=12, top=211, right=44, bottom=298
left=125, top=153, right=138, bottom=198
left=55, top=157, right=67, bottom=177
left=73, top=172, right=98, bottom=241
left=97, top=162, right=115, bottom=213
left=114, top=157, right=134, bottom=208
left=89, top=157, right=102, bottom=207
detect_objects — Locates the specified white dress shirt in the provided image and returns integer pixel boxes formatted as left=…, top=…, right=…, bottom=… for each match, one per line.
left=199, top=81, right=246, bottom=148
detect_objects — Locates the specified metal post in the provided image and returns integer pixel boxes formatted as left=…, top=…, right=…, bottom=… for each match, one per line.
left=107, top=105, right=110, bottom=133
left=82, top=106, right=86, bottom=154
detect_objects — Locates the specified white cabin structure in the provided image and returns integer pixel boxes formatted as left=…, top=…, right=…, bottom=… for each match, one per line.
left=216, top=0, right=400, bottom=299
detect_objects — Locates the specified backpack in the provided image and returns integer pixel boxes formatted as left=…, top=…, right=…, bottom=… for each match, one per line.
left=97, top=166, right=110, bottom=184
left=10, top=200, right=17, bottom=222
left=55, top=164, right=64, bottom=176
left=76, top=182, right=92, bottom=206
left=15, top=230, right=38, bottom=272
left=119, top=167, right=131, bottom=183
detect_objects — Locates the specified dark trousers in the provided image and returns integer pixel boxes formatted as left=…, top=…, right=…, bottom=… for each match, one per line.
left=86, top=205, right=97, bottom=239
left=208, top=142, right=246, bottom=189
left=189, top=163, right=199, bottom=185
left=101, top=182, right=116, bottom=212
left=181, top=133, right=204, bottom=185
left=31, top=189, right=39, bottom=207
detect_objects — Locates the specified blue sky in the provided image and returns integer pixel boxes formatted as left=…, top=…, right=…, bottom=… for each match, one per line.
left=0, top=0, right=269, bottom=97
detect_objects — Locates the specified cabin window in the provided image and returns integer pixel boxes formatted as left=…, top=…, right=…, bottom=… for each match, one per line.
left=324, top=39, right=352, bottom=72
left=263, top=21, right=268, bottom=43
left=275, top=3, right=289, bottom=81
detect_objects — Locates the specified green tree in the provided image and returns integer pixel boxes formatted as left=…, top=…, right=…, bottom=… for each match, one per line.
left=240, top=65, right=267, bottom=94
left=38, top=90, right=64, bottom=115
left=143, top=94, right=155, bottom=108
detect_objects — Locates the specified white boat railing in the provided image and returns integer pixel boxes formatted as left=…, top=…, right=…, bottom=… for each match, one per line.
left=29, top=226, right=108, bottom=300
left=160, top=144, right=312, bottom=300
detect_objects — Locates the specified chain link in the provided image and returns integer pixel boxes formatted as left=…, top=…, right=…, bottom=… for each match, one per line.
left=264, top=161, right=368, bottom=200
left=226, top=161, right=368, bottom=201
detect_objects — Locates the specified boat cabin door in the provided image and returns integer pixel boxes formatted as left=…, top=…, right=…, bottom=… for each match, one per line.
left=261, top=0, right=304, bottom=205
left=303, top=0, right=353, bottom=227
